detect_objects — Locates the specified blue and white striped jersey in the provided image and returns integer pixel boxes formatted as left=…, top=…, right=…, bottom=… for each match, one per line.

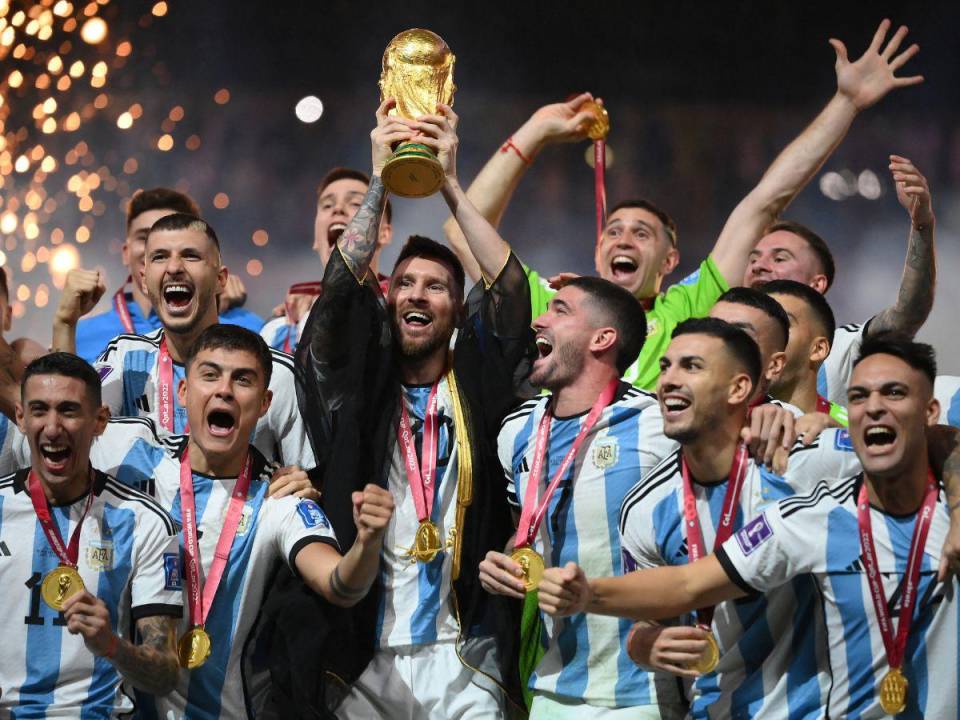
left=498, top=384, right=680, bottom=709
left=376, top=381, right=461, bottom=648
left=92, top=328, right=316, bottom=470
left=0, top=468, right=181, bottom=718
left=934, top=375, right=960, bottom=428
left=818, top=321, right=867, bottom=406
left=260, top=315, right=304, bottom=353
left=718, top=475, right=957, bottom=720
left=619, top=430, right=862, bottom=719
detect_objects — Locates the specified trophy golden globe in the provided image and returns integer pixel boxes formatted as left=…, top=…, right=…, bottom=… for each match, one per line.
left=379, top=29, right=456, bottom=198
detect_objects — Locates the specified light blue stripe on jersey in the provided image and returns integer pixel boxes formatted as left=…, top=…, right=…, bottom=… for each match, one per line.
left=817, top=365, right=828, bottom=400
left=267, top=323, right=295, bottom=351
left=0, top=413, right=8, bottom=452
left=536, top=418, right=586, bottom=697
left=948, top=389, right=960, bottom=428
left=19, top=508, right=71, bottom=713
left=114, top=437, right=168, bottom=493
left=80, top=503, right=136, bottom=718
left=121, top=349, right=189, bottom=432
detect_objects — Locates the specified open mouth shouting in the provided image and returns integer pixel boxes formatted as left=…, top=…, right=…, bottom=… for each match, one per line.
left=862, top=424, right=898, bottom=452
left=327, top=223, right=347, bottom=247
left=401, top=309, right=434, bottom=333
left=39, top=441, right=72, bottom=474
left=206, top=407, right=238, bottom=439
left=162, top=281, right=196, bottom=316
left=609, top=254, right=640, bottom=284
left=534, top=335, right=554, bottom=361
left=661, top=393, right=692, bottom=419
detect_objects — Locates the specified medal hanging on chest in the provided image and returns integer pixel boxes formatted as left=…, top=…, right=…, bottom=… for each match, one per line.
left=398, top=383, right=445, bottom=563
left=511, top=379, right=619, bottom=592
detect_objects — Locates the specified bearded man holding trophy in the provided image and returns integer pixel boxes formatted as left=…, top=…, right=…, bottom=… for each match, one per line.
left=292, top=28, right=534, bottom=719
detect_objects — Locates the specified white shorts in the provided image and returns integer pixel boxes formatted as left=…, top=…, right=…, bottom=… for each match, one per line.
left=336, top=640, right=506, bottom=720
left=531, top=691, right=687, bottom=720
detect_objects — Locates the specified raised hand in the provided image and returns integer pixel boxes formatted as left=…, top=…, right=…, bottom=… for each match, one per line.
left=890, top=155, right=934, bottom=227
left=217, top=273, right=247, bottom=314
left=352, top=483, right=395, bottom=544
left=478, top=550, right=527, bottom=599
left=371, top=98, right=416, bottom=177
left=412, top=104, right=459, bottom=182
left=62, top=590, right=116, bottom=657
left=56, top=268, right=106, bottom=326
left=830, top=19, right=923, bottom=111
left=269, top=465, right=319, bottom=500
left=521, top=92, right=598, bottom=146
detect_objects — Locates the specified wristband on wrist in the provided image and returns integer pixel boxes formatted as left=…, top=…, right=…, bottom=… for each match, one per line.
left=102, top=633, right=119, bottom=659
left=500, top=136, right=532, bottom=165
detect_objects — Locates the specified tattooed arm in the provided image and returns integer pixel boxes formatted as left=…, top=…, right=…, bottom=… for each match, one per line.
left=295, top=484, right=394, bottom=606
left=336, top=98, right=414, bottom=279
left=62, top=591, right=179, bottom=695
left=868, top=156, right=936, bottom=337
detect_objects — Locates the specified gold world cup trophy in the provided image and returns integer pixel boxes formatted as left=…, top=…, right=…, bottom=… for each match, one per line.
left=379, top=29, right=456, bottom=198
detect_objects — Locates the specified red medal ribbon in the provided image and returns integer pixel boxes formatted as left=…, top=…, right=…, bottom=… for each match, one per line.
left=396, top=382, right=441, bottom=524
left=29, top=469, right=96, bottom=568
left=858, top=471, right=938, bottom=671
left=282, top=282, right=323, bottom=354
left=515, top=379, right=619, bottom=549
left=113, top=276, right=136, bottom=335
left=179, top=447, right=253, bottom=629
left=594, top=139, right=607, bottom=247
left=157, top=335, right=178, bottom=433
left=681, top=443, right=749, bottom=626
left=816, top=395, right=832, bottom=415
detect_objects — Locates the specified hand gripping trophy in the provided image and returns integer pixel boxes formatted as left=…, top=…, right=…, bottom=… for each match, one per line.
left=379, top=29, right=456, bottom=198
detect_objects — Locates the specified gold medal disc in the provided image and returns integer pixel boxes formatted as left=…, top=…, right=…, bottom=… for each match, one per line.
left=412, top=520, right=443, bottom=563
left=879, top=667, right=909, bottom=715
left=689, top=630, right=721, bottom=674
left=41, top=565, right=84, bottom=611
left=178, top=626, right=212, bottom=669
left=510, top=547, right=545, bottom=592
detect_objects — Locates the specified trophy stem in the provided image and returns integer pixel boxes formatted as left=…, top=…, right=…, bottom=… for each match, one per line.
left=381, top=142, right=445, bottom=198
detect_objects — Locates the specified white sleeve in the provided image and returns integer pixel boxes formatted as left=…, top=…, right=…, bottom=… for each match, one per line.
left=264, top=496, right=340, bottom=572
left=265, top=362, right=317, bottom=470
left=783, top=429, right=862, bottom=494
left=498, top=423, right=520, bottom=510
left=618, top=494, right=666, bottom=573
left=637, top=403, right=679, bottom=478
left=935, top=376, right=960, bottom=427
left=716, top=492, right=826, bottom=595
left=821, top=321, right=868, bottom=405
left=93, top=344, right=125, bottom=416
left=130, top=509, right=183, bottom=620
left=0, top=416, right=30, bottom=476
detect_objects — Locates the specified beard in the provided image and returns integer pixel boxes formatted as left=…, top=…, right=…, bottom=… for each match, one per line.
left=529, top=339, right=584, bottom=391
left=393, top=312, right=456, bottom=362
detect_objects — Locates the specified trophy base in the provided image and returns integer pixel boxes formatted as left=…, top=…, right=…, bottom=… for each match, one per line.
left=382, top=143, right=444, bottom=198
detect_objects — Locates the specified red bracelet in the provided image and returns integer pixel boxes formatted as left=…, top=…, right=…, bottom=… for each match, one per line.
left=102, top=633, right=119, bottom=659
left=500, top=136, right=532, bottom=165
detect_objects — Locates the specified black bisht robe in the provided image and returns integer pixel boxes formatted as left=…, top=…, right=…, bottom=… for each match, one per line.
left=262, top=247, right=535, bottom=716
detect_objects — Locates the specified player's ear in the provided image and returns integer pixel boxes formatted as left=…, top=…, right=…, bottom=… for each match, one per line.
left=729, top=372, right=753, bottom=406
left=810, top=336, right=830, bottom=365
left=259, top=389, right=273, bottom=418
left=177, top=377, right=188, bottom=406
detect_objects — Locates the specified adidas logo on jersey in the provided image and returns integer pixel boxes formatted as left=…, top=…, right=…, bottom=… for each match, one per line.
left=0, top=540, right=10, bottom=557
left=136, top=394, right=152, bottom=414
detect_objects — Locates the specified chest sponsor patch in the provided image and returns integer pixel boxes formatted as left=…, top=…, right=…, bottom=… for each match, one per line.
left=86, top=541, right=114, bottom=571
left=734, top=512, right=773, bottom=556
left=297, top=499, right=330, bottom=530
left=163, top=552, right=182, bottom=591
left=834, top=429, right=854, bottom=451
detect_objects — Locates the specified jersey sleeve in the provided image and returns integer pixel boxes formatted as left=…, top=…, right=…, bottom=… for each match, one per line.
left=522, top=264, right=555, bottom=322
left=784, top=429, right=862, bottom=494
left=75, top=312, right=122, bottom=365
left=130, top=507, right=183, bottom=620
left=618, top=490, right=666, bottom=573
left=657, top=257, right=729, bottom=322
left=266, top=360, right=317, bottom=470
left=820, top=321, right=869, bottom=406
left=0, top=417, right=30, bottom=476
left=715, top=491, right=826, bottom=595
left=93, top=342, right=126, bottom=416
left=265, top=496, right=341, bottom=572
left=636, top=401, right=680, bottom=477
left=498, top=423, right=520, bottom=510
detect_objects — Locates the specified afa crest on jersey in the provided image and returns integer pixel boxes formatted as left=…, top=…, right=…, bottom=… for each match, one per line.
left=86, top=541, right=114, bottom=571
left=592, top=439, right=620, bottom=469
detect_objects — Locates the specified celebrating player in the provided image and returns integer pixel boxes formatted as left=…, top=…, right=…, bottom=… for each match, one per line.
left=540, top=335, right=958, bottom=718
left=0, top=353, right=182, bottom=716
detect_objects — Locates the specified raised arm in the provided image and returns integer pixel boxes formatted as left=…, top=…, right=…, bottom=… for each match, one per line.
left=868, top=156, right=935, bottom=337
left=442, top=94, right=596, bottom=282
left=52, top=268, right=106, bottom=354
left=415, top=104, right=513, bottom=282
left=537, top=558, right=745, bottom=622
left=337, top=99, right=413, bottom=280
left=295, top=484, right=394, bottom=607
left=710, top=19, right=923, bottom=285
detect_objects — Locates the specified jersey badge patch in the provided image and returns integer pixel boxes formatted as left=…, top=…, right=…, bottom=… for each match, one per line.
left=297, top=499, right=329, bottom=529
left=646, top=318, right=660, bottom=336
left=236, top=505, right=253, bottom=536
left=86, top=541, right=114, bottom=571
left=592, top=439, right=620, bottom=469
left=96, top=364, right=114, bottom=382
left=834, top=429, right=854, bottom=451
left=163, top=553, right=182, bottom=591
left=735, top=513, right=773, bottom=556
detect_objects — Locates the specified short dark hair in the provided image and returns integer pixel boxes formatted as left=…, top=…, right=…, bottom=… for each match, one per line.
left=672, top=317, right=762, bottom=390
left=608, top=198, right=678, bottom=247
left=22, top=352, right=102, bottom=406
left=565, top=276, right=647, bottom=374
left=392, top=235, right=466, bottom=301
left=854, top=332, right=936, bottom=386
left=766, top=220, right=836, bottom=292
left=762, top=279, right=836, bottom=344
left=127, top=188, right=200, bottom=231
left=185, top=324, right=273, bottom=387
left=148, top=213, right=220, bottom=252
left=318, top=167, right=393, bottom=224
left=717, top=287, right=790, bottom=352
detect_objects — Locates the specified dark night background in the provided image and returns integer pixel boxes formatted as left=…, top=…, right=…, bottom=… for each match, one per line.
left=3, top=0, right=959, bottom=367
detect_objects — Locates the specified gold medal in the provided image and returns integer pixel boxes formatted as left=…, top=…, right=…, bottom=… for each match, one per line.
left=178, top=626, right=212, bottom=669
left=411, top=520, right=443, bottom=563
left=879, top=667, right=909, bottom=715
left=41, top=565, right=84, bottom=611
left=510, top=547, right=545, bottom=593
left=689, top=630, right=721, bottom=674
